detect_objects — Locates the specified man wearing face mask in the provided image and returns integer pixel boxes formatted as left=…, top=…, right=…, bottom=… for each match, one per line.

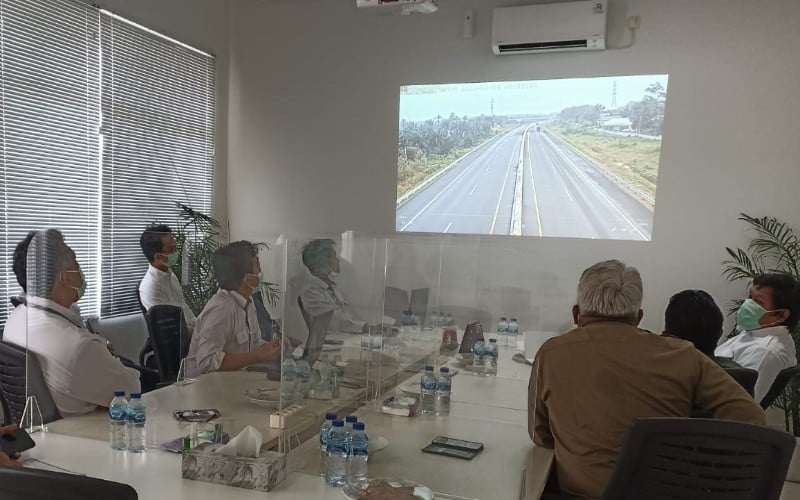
left=4, top=229, right=140, bottom=416
left=184, top=241, right=282, bottom=377
left=138, top=224, right=196, bottom=332
left=715, top=274, right=800, bottom=403
left=299, top=239, right=370, bottom=334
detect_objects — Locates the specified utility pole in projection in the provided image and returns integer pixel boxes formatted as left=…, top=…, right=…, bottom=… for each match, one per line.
left=490, top=98, right=495, bottom=127
left=611, top=81, right=617, bottom=110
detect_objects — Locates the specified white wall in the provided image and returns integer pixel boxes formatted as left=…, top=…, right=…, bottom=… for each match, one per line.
left=227, top=0, right=800, bottom=333
left=97, top=0, right=231, bottom=226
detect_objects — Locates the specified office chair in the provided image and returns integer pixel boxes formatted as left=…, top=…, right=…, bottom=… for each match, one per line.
left=601, top=418, right=795, bottom=500
left=0, top=466, right=138, bottom=500
left=723, top=367, right=759, bottom=397
left=144, top=305, right=189, bottom=384
left=298, top=296, right=334, bottom=366
left=0, top=341, right=60, bottom=426
left=760, top=365, right=800, bottom=409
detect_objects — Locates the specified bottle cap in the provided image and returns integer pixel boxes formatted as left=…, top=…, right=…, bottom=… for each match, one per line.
left=130, top=393, right=142, bottom=399
left=332, top=420, right=344, bottom=427
left=353, top=422, right=365, bottom=431
left=325, top=412, right=337, bottom=420
left=489, top=338, right=497, bottom=343
left=500, top=317, right=507, bottom=320
left=440, top=367, right=450, bottom=373
left=511, top=318, right=517, bottom=321
left=113, top=391, right=125, bottom=397
left=424, top=365, right=434, bottom=371
left=345, top=415, right=358, bottom=423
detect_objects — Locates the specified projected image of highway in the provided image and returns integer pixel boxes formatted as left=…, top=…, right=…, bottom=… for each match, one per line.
left=395, top=75, right=667, bottom=241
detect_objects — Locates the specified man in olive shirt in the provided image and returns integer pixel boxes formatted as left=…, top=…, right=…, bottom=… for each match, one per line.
left=529, top=260, right=765, bottom=500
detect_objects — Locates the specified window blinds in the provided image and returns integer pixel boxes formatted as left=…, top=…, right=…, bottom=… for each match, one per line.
left=0, top=0, right=215, bottom=324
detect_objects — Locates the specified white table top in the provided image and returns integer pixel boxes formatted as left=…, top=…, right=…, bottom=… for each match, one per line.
left=291, top=402, right=541, bottom=500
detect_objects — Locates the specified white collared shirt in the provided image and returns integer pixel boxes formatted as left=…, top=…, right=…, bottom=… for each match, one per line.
left=715, top=325, right=798, bottom=402
left=299, top=274, right=366, bottom=334
left=185, top=289, right=264, bottom=377
left=139, top=265, right=197, bottom=327
left=3, top=296, right=140, bottom=416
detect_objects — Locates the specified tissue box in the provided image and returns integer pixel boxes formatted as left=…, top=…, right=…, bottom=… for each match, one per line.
left=181, top=443, right=287, bottom=491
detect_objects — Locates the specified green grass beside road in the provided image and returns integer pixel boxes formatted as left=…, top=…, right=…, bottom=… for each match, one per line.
left=397, top=146, right=476, bottom=200
left=549, top=124, right=660, bottom=199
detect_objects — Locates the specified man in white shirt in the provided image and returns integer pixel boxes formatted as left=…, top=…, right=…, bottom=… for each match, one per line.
left=716, top=274, right=800, bottom=403
left=4, top=230, right=140, bottom=416
left=138, top=224, right=196, bottom=331
left=185, top=241, right=282, bottom=377
left=299, top=239, right=369, bottom=334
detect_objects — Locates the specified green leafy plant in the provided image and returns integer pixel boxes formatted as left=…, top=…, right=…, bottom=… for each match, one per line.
left=722, top=213, right=800, bottom=434
left=168, top=203, right=280, bottom=316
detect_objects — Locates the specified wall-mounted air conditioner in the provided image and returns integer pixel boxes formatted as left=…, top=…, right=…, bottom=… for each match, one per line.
left=492, top=0, right=607, bottom=55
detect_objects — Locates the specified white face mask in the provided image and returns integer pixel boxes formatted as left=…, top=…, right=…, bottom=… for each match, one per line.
left=328, top=271, right=339, bottom=282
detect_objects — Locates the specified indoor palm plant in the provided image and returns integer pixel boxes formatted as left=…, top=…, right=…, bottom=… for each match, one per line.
left=168, top=203, right=279, bottom=316
left=722, top=213, right=800, bottom=434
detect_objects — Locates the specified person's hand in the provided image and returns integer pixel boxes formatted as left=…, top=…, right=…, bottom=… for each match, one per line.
left=281, top=335, right=302, bottom=348
left=105, top=340, right=116, bottom=356
left=0, top=424, right=22, bottom=467
left=254, top=339, right=282, bottom=363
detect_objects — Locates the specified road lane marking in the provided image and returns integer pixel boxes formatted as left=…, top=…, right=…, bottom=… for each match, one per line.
left=542, top=133, right=647, bottom=240
left=469, top=183, right=478, bottom=196
left=564, top=187, right=574, bottom=202
left=444, top=221, right=453, bottom=233
left=526, top=133, right=544, bottom=237
left=489, top=139, right=518, bottom=235
left=400, top=128, right=520, bottom=231
left=485, top=163, right=492, bottom=172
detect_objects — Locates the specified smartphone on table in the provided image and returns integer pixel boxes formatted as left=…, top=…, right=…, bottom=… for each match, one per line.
left=0, top=427, right=36, bottom=456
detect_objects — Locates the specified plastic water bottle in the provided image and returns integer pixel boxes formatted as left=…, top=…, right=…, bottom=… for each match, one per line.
left=347, top=422, right=370, bottom=490
left=507, top=318, right=519, bottom=349
left=295, top=360, right=311, bottom=398
left=281, top=358, right=297, bottom=400
left=344, top=415, right=358, bottom=434
left=498, top=317, right=509, bottom=333
left=497, top=317, right=509, bottom=347
left=473, top=337, right=487, bottom=376
left=326, top=420, right=349, bottom=487
left=435, top=367, right=452, bottom=416
left=126, top=393, right=146, bottom=453
left=319, top=412, right=336, bottom=477
left=486, top=339, right=498, bottom=376
left=109, top=391, right=128, bottom=451
left=420, top=365, right=437, bottom=415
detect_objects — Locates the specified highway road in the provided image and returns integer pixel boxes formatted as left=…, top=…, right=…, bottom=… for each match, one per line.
left=397, top=125, right=654, bottom=240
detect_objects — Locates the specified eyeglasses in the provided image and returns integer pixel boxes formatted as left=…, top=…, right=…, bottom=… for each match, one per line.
left=172, top=409, right=221, bottom=423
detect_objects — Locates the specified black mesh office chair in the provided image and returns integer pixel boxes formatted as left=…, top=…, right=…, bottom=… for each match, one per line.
left=144, top=305, right=189, bottom=384
left=760, top=365, right=800, bottom=409
left=724, top=367, right=759, bottom=397
left=0, top=341, right=60, bottom=426
left=600, top=418, right=795, bottom=500
left=0, top=466, right=137, bottom=500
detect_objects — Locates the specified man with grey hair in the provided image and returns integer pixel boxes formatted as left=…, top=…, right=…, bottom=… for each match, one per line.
left=529, top=260, right=766, bottom=500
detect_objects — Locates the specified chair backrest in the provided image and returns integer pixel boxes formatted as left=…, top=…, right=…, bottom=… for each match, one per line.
left=760, top=365, right=800, bottom=409
left=144, top=305, right=189, bottom=383
left=299, top=296, right=334, bottom=366
left=409, top=287, right=429, bottom=326
left=383, top=286, right=409, bottom=324
left=0, top=466, right=137, bottom=500
left=724, top=367, right=759, bottom=397
left=297, top=295, right=312, bottom=333
left=601, top=418, right=795, bottom=500
left=0, top=341, right=60, bottom=426
left=86, top=313, right=150, bottom=364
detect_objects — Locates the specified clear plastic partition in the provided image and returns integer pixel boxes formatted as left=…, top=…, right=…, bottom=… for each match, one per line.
left=380, top=234, right=444, bottom=401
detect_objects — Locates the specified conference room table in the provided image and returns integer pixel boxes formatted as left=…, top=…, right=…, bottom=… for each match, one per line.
left=30, top=337, right=552, bottom=500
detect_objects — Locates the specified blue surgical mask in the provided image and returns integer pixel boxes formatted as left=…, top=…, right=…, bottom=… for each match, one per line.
left=736, top=298, right=767, bottom=332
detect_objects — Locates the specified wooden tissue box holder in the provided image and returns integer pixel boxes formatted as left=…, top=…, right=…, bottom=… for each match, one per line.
left=181, top=443, right=287, bottom=491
